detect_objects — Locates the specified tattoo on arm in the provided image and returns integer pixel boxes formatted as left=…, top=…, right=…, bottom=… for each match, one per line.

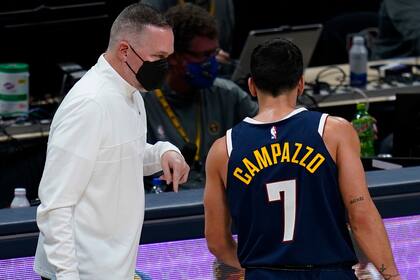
left=379, top=264, right=386, bottom=273
left=349, top=196, right=364, bottom=204
left=379, top=264, right=400, bottom=280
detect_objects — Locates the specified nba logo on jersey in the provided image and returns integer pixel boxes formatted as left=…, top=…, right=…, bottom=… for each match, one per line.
left=270, top=126, right=277, bottom=139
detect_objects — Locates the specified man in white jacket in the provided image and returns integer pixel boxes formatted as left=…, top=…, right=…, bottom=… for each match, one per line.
left=34, top=3, right=189, bottom=280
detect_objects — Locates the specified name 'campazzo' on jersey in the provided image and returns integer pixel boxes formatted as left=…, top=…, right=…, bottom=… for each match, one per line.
left=233, top=142, right=326, bottom=185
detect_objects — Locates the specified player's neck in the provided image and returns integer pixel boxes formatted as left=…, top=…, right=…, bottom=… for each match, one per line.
left=254, top=92, right=297, bottom=122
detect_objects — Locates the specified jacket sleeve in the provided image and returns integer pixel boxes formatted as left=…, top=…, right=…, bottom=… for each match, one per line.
left=36, top=98, right=104, bottom=280
left=143, top=142, right=181, bottom=176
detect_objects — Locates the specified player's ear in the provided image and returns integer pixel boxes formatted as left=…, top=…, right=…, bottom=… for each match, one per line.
left=248, top=76, right=257, bottom=97
left=297, top=75, right=305, bottom=96
left=116, top=40, right=130, bottom=62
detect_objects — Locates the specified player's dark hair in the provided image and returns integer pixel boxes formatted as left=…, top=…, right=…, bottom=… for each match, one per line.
left=250, top=38, right=303, bottom=97
left=165, top=3, right=218, bottom=53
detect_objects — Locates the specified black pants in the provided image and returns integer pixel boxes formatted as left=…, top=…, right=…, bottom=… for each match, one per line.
left=41, top=277, right=50, bottom=280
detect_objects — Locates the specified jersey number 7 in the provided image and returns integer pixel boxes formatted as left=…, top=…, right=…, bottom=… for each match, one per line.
left=266, top=180, right=297, bottom=242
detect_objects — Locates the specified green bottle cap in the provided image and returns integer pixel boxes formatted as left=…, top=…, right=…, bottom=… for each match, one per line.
left=0, top=63, right=29, bottom=73
left=356, top=103, right=366, bottom=111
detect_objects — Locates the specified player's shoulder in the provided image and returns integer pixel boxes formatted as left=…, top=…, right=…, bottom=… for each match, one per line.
left=206, top=136, right=230, bottom=182
left=324, top=115, right=358, bottom=141
left=209, top=136, right=228, bottom=158
left=326, top=116, right=354, bottom=131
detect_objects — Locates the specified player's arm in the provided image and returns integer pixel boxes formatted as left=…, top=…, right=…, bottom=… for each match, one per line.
left=325, top=117, right=400, bottom=280
left=204, top=137, right=242, bottom=270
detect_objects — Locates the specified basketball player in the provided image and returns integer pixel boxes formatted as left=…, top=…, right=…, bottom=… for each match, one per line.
left=204, top=38, right=400, bottom=280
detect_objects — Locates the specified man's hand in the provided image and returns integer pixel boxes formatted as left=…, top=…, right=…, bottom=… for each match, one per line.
left=160, top=151, right=190, bottom=192
left=354, top=262, right=377, bottom=280
left=216, top=49, right=231, bottom=64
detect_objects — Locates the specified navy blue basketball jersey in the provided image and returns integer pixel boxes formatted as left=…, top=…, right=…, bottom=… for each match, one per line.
left=226, top=108, right=357, bottom=269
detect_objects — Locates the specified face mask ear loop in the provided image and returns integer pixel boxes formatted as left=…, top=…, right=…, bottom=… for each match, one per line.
left=125, top=61, right=137, bottom=75
left=126, top=44, right=144, bottom=77
left=128, top=44, right=145, bottom=62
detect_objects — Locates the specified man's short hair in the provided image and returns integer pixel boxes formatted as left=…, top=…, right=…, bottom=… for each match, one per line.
left=250, top=38, right=303, bottom=96
left=108, top=3, right=170, bottom=49
left=165, top=3, right=218, bottom=53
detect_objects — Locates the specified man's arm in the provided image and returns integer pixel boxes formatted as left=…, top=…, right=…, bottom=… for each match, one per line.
left=143, top=142, right=179, bottom=176
left=204, top=137, right=242, bottom=269
left=37, top=99, right=104, bottom=280
left=143, top=143, right=189, bottom=191
left=324, top=117, right=400, bottom=280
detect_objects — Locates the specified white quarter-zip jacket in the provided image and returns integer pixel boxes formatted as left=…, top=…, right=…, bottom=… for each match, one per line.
left=34, top=55, right=180, bottom=280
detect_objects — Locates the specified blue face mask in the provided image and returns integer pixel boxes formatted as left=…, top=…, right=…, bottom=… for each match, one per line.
left=185, top=56, right=218, bottom=89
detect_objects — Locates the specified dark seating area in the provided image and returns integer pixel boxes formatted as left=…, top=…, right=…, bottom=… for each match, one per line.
left=0, top=0, right=386, bottom=208
left=0, top=1, right=382, bottom=100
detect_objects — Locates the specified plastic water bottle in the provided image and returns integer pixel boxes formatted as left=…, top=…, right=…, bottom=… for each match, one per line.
left=349, top=36, right=368, bottom=88
left=352, top=103, right=375, bottom=157
left=10, top=188, right=30, bottom=208
left=151, top=178, right=165, bottom=194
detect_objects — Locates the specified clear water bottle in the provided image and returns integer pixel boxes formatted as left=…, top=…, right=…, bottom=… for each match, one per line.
left=10, top=188, right=30, bottom=208
left=151, top=178, right=165, bottom=194
left=349, top=36, right=368, bottom=88
left=352, top=103, right=375, bottom=157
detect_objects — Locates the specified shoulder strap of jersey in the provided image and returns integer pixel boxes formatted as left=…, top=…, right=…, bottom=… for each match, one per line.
left=318, top=113, right=329, bottom=137
left=226, top=128, right=233, bottom=157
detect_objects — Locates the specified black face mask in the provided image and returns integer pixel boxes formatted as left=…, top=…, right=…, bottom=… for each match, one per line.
left=126, top=44, right=169, bottom=91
